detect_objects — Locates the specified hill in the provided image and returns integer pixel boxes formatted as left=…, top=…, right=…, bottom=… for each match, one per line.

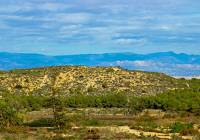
left=0, top=66, right=186, bottom=96
left=0, top=52, right=200, bottom=76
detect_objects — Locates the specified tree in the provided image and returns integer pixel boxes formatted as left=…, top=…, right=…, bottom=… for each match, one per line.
left=0, top=100, right=22, bottom=129
left=46, top=73, right=68, bottom=130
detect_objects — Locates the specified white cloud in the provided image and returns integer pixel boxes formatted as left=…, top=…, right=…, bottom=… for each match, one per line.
left=58, top=25, right=82, bottom=37
left=0, top=15, right=35, bottom=21
left=116, top=60, right=157, bottom=67
left=38, top=2, right=73, bottom=12
left=114, top=38, right=147, bottom=46
left=176, top=64, right=200, bottom=70
left=0, top=3, right=33, bottom=13
left=133, top=61, right=154, bottom=67
left=56, top=13, right=92, bottom=23
left=100, top=4, right=130, bottom=14
left=0, top=1, right=72, bottom=13
left=36, top=13, right=92, bottom=24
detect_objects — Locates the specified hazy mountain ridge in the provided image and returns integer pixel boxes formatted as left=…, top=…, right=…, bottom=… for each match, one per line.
left=0, top=52, right=200, bottom=76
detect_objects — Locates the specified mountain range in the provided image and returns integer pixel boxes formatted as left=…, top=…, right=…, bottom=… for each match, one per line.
left=0, top=52, right=200, bottom=76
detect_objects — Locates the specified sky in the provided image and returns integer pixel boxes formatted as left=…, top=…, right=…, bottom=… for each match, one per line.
left=0, top=0, right=200, bottom=55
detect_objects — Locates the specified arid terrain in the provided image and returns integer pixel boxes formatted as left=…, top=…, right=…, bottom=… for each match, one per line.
left=0, top=66, right=200, bottom=140
left=0, top=66, right=186, bottom=96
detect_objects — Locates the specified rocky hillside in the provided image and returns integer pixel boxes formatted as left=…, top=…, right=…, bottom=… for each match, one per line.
left=0, top=66, right=187, bottom=96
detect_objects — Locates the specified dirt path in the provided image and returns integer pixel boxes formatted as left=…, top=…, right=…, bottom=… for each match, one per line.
left=86, top=126, right=193, bottom=140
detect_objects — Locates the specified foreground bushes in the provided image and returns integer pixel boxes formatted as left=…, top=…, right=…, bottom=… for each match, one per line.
left=0, top=100, right=22, bottom=129
left=61, top=89, right=200, bottom=114
left=2, top=93, right=47, bottom=111
left=1, top=89, right=200, bottom=129
left=170, top=122, right=193, bottom=133
left=1, top=89, right=200, bottom=113
left=130, top=89, right=200, bottom=113
left=63, top=93, right=128, bottom=108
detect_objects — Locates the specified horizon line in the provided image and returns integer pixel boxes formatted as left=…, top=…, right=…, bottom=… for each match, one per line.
left=0, top=51, right=199, bottom=56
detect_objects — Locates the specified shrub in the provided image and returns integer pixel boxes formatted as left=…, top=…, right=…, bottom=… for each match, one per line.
left=170, top=122, right=193, bottom=133
left=0, top=101, right=22, bottom=129
left=82, top=119, right=100, bottom=126
left=129, top=97, right=145, bottom=113
left=54, top=112, right=69, bottom=130
left=179, top=128, right=199, bottom=136
left=129, top=89, right=200, bottom=113
left=26, top=118, right=54, bottom=127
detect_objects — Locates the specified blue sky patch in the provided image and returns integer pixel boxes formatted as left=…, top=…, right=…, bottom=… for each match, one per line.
left=0, top=0, right=199, bottom=55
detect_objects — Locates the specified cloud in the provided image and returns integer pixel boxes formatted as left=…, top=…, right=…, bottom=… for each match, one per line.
left=59, top=25, right=82, bottom=36
left=38, top=2, right=73, bottom=12
left=0, top=0, right=199, bottom=54
left=114, top=38, right=147, bottom=46
left=0, top=3, right=32, bottom=13
left=119, top=61, right=200, bottom=70
left=0, top=15, right=35, bottom=21
left=53, top=13, right=92, bottom=24
left=0, top=1, right=73, bottom=13
left=116, top=60, right=155, bottom=67
left=176, top=64, right=200, bottom=70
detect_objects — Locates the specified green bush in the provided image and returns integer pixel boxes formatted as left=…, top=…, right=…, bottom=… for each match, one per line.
left=129, top=89, right=200, bottom=113
left=82, top=119, right=100, bottom=126
left=3, top=93, right=47, bottom=111
left=170, top=122, right=193, bottom=133
left=130, top=116, right=158, bottom=131
left=0, top=100, right=22, bottom=129
left=26, top=118, right=54, bottom=127
left=63, top=93, right=128, bottom=108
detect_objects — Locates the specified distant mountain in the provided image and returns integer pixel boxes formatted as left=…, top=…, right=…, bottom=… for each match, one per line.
left=0, top=52, right=200, bottom=76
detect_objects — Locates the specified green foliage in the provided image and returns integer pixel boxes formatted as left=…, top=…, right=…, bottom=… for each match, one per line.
left=3, top=94, right=47, bottom=111
left=82, top=118, right=100, bottom=126
left=25, top=118, right=54, bottom=127
left=0, top=86, right=200, bottom=130
left=1, top=88, right=200, bottom=115
left=170, top=122, right=193, bottom=133
left=53, top=112, right=69, bottom=129
left=130, top=116, right=158, bottom=131
left=63, top=92, right=128, bottom=108
left=2, top=88, right=200, bottom=120
left=45, top=94, right=68, bottom=129
left=10, top=69, right=43, bottom=76
left=188, top=78, right=200, bottom=91
left=0, top=100, right=22, bottom=129
left=129, top=97, right=145, bottom=113
left=129, top=89, right=200, bottom=113
left=45, top=97, right=65, bottom=111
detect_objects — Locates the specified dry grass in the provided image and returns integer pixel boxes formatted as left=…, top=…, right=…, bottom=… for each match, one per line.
left=1, top=108, right=200, bottom=140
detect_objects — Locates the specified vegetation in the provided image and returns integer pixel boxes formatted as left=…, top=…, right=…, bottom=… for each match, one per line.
left=0, top=66, right=186, bottom=96
left=0, top=100, right=22, bottom=129
left=1, top=88, right=200, bottom=115
left=129, top=89, right=200, bottom=114
left=170, top=122, right=193, bottom=133
left=0, top=66, right=200, bottom=139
